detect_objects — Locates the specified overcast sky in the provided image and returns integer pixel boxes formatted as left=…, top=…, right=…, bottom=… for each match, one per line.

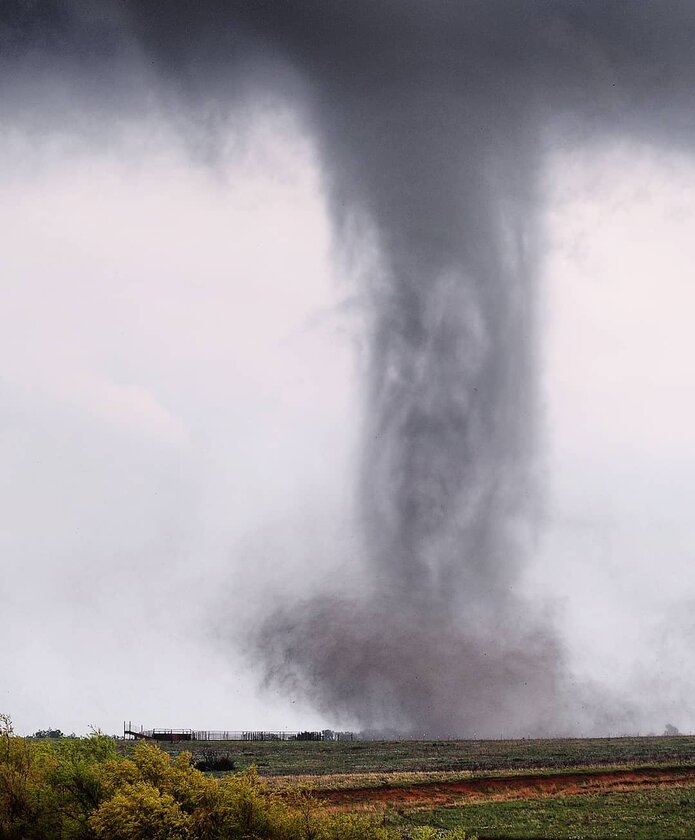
left=3, top=2, right=695, bottom=737
left=1, top=108, right=361, bottom=734
left=537, top=142, right=695, bottom=734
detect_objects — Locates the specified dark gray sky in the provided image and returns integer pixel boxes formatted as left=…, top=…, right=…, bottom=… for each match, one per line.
left=3, top=1, right=695, bottom=736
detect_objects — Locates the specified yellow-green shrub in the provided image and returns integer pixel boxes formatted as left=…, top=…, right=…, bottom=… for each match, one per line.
left=89, top=781, right=191, bottom=839
left=0, top=715, right=62, bottom=840
left=0, top=715, right=474, bottom=840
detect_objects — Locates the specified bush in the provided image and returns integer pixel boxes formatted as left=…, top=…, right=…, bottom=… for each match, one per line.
left=90, top=782, right=191, bottom=839
left=0, top=715, right=475, bottom=840
left=193, top=752, right=236, bottom=773
left=0, top=721, right=61, bottom=840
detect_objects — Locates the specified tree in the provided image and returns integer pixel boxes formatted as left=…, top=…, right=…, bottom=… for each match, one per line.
left=32, top=729, right=64, bottom=740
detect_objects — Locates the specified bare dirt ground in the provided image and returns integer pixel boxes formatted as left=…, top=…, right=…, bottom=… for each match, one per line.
left=317, top=765, right=695, bottom=810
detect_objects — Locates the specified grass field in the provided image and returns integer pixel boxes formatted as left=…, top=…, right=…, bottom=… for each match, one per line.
left=151, top=735, right=695, bottom=837
left=154, top=735, right=695, bottom=776
left=398, top=787, right=695, bottom=839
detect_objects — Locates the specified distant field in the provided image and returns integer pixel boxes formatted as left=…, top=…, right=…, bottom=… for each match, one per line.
left=151, top=735, right=695, bottom=777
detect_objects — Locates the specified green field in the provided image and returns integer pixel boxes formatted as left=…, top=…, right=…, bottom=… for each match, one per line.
left=398, top=787, right=695, bottom=839
left=152, top=735, right=695, bottom=777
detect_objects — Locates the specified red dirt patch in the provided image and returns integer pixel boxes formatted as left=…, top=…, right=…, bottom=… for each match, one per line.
left=319, top=766, right=695, bottom=809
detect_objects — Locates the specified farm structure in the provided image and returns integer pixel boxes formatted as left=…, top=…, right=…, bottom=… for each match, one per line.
left=123, top=722, right=355, bottom=742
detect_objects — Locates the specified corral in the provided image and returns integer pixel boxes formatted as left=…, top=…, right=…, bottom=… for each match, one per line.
left=123, top=722, right=355, bottom=742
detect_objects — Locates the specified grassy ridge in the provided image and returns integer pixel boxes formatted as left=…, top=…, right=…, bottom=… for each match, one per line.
left=154, top=736, right=695, bottom=777
left=265, top=764, right=695, bottom=793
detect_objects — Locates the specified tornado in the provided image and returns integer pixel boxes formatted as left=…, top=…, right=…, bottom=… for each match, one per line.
left=7, top=0, right=695, bottom=736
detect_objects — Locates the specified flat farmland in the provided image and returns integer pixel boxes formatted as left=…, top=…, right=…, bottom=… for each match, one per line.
left=155, top=735, right=695, bottom=776
left=152, top=735, right=695, bottom=837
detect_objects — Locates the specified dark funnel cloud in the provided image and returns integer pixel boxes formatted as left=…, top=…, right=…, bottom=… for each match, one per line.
left=8, top=0, right=695, bottom=735
left=223, top=1, right=695, bottom=736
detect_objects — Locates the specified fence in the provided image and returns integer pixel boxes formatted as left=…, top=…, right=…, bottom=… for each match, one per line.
left=123, top=723, right=355, bottom=742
